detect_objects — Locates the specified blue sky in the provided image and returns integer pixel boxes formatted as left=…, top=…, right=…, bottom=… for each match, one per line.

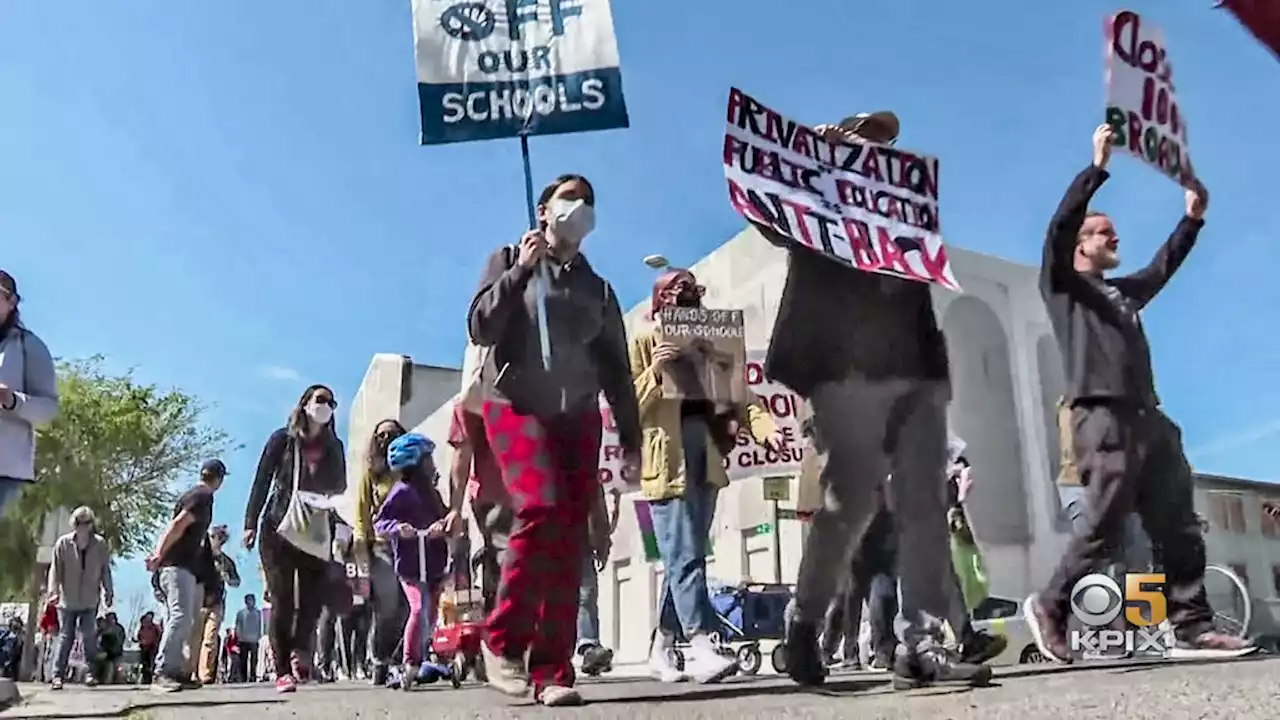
left=2, top=1, right=1276, bottom=619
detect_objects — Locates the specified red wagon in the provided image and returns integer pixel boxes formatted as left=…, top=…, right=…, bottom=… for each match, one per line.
left=430, top=588, right=487, bottom=683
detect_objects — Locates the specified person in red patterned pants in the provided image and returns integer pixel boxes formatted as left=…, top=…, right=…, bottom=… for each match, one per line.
left=466, top=173, right=641, bottom=707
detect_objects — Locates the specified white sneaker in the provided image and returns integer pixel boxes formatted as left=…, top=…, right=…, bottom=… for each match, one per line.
left=537, top=685, right=583, bottom=706
left=647, top=633, right=687, bottom=683
left=687, top=634, right=738, bottom=684
left=480, top=641, right=530, bottom=697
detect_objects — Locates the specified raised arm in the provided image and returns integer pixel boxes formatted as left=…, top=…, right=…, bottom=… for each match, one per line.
left=591, top=284, right=641, bottom=458
left=467, top=244, right=534, bottom=346
left=1110, top=183, right=1208, bottom=309
left=1041, top=167, right=1109, bottom=292
left=1041, top=125, right=1114, bottom=294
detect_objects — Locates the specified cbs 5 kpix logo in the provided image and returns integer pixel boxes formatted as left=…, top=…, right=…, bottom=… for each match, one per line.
left=1069, top=573, right=1174, bottom=656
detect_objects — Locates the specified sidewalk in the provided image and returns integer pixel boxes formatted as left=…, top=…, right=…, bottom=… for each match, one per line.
left=0, top=680, right=16, bottom=712
left=0, top=682, right=147, bottom=719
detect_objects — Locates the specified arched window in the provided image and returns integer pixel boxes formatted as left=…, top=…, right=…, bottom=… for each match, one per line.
left=942, top=296, right=1030, bottom=545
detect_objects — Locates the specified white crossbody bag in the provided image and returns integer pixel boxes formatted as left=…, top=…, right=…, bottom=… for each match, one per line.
left=275, top=440, right=334, bottom=561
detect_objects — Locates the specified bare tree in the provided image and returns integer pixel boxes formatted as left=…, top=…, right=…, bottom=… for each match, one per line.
left=121, top=587, right=153, bottom=635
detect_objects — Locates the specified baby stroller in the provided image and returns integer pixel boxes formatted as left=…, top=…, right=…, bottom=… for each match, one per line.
left=673, top=582, right=793, bottom=676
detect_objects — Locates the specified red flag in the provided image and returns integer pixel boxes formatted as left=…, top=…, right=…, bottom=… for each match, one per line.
left=1221, top=0, right=1280, bottom=60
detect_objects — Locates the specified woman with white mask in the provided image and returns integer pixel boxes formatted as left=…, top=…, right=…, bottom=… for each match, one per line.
left=243, top=384, right=347, bottom=693
left=466, top=174, right=641, bottom=706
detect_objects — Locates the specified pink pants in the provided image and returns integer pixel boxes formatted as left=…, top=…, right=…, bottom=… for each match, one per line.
left=399, top=580, right=442, bottom=666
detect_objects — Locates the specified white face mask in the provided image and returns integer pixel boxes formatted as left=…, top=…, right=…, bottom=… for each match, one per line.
left=546, top=198, right=596, bottom=245
left=307, top=402, right=333, bottom=426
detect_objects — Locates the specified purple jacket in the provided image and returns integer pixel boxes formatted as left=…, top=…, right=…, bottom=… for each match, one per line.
left=372, top=480, right=449, bottom=585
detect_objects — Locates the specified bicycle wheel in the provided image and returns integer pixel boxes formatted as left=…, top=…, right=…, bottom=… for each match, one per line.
left=1204, top=564, right=1251, bottom=638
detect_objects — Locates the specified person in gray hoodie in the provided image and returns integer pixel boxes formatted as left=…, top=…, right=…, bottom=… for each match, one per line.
left=0, top=270, right=59, bottom=514
left=46, top=506, right=114, bottom=690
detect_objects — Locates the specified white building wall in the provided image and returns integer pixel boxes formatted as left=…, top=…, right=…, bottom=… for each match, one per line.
left=1193, top=479, right=1280, bottom=633
left=336, top=354, right=461, bottom=526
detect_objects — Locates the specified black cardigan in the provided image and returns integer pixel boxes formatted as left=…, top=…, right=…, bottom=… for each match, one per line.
left=243, top=427, right=346, bottom=535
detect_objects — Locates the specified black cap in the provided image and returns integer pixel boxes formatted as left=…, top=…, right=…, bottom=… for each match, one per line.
left=0, top=270, right=18, bottom=301
left=201, top=459, right=229, bottom=477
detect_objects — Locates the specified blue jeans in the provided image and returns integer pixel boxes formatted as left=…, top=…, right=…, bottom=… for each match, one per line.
left=651, top=416, right=720, bottom=638
left=576, top=553, right=600, bottom=651
left=154, top=566, right=199, bottom=680
left=1058, top=485, right=1153, bottom=574
left=869, top=573, right=898, bottom=656
left=53, top=608, right=97, bottom=680
left=0, top=477, right=29, bottom=517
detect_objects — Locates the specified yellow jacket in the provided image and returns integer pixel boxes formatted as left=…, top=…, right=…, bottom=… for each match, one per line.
left=630, top=328, right=776, bottom=501
left=353, top=469, right=398, bottom=547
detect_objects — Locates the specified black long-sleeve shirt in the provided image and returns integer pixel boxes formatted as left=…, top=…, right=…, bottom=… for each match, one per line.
left=1040, top=165, right=1202, bottom=406
left=467, top=244, right=640, bottom=455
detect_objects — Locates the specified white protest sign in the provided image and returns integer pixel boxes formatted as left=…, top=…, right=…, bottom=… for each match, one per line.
left=1105, top=10, right=1195, bottom=188
left=597, top=394, right=629, bottom=491
left=597, top=355, right=809, bottom=486
left=725, top=353, right=806, bottom=482
left=411, top=0, right=630, bottom=145
left=722, top=87, right=960, bottom=291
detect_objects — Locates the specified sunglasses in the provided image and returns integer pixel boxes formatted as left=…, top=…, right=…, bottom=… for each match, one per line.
left=312, top=396, right=336, bottom=407
left=376, top=429, right=401, bottom=441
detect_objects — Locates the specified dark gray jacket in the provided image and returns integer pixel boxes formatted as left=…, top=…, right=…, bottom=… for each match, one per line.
left=759, top=227, right=949, bottom=398
left=467, top=245, right=640, bottom=455
left=1041, top=165, right=1200, bottom=407
left=245, top=427, right=347, bottom=535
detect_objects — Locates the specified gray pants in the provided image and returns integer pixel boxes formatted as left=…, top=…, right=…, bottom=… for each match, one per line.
left=154, top=567, right=200, bottom=680
left=1058, top=485, right=1153, bottom=574
left=795, top=375, right=952, bottom=653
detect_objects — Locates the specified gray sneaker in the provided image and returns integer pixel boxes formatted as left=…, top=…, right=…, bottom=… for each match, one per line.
left=480, top=641, right=530, bottom=697
left=152, top=675, right=184, bottom=693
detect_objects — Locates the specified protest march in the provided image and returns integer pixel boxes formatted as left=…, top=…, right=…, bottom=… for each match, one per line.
left=1105, top=10, right=1194, bottom=187
left=722, top=87, right=960, bottom=291
left=16, top=2, right=1280, bottom=714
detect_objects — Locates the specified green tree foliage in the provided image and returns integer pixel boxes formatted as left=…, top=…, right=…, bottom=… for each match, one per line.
left=0, top=357, right=232, bottom=599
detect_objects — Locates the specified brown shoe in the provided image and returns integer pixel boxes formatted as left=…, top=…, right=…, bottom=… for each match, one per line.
left=1170, top=631, right=1259, bottom=660
left=1023, top=594, right=1072, bottom=664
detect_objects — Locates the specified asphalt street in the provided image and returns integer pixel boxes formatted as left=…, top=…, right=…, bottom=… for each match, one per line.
left=4, top=656, right=1276, bottom=720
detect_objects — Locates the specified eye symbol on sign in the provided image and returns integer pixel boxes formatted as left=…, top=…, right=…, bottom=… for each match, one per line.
left=440, top=3, right=497, bottom=42
left=1069, top=573, right=1124, bottom=626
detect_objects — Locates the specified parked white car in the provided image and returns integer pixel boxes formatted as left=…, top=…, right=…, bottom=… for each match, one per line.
left=969, top=595, right=1047, bottom=665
